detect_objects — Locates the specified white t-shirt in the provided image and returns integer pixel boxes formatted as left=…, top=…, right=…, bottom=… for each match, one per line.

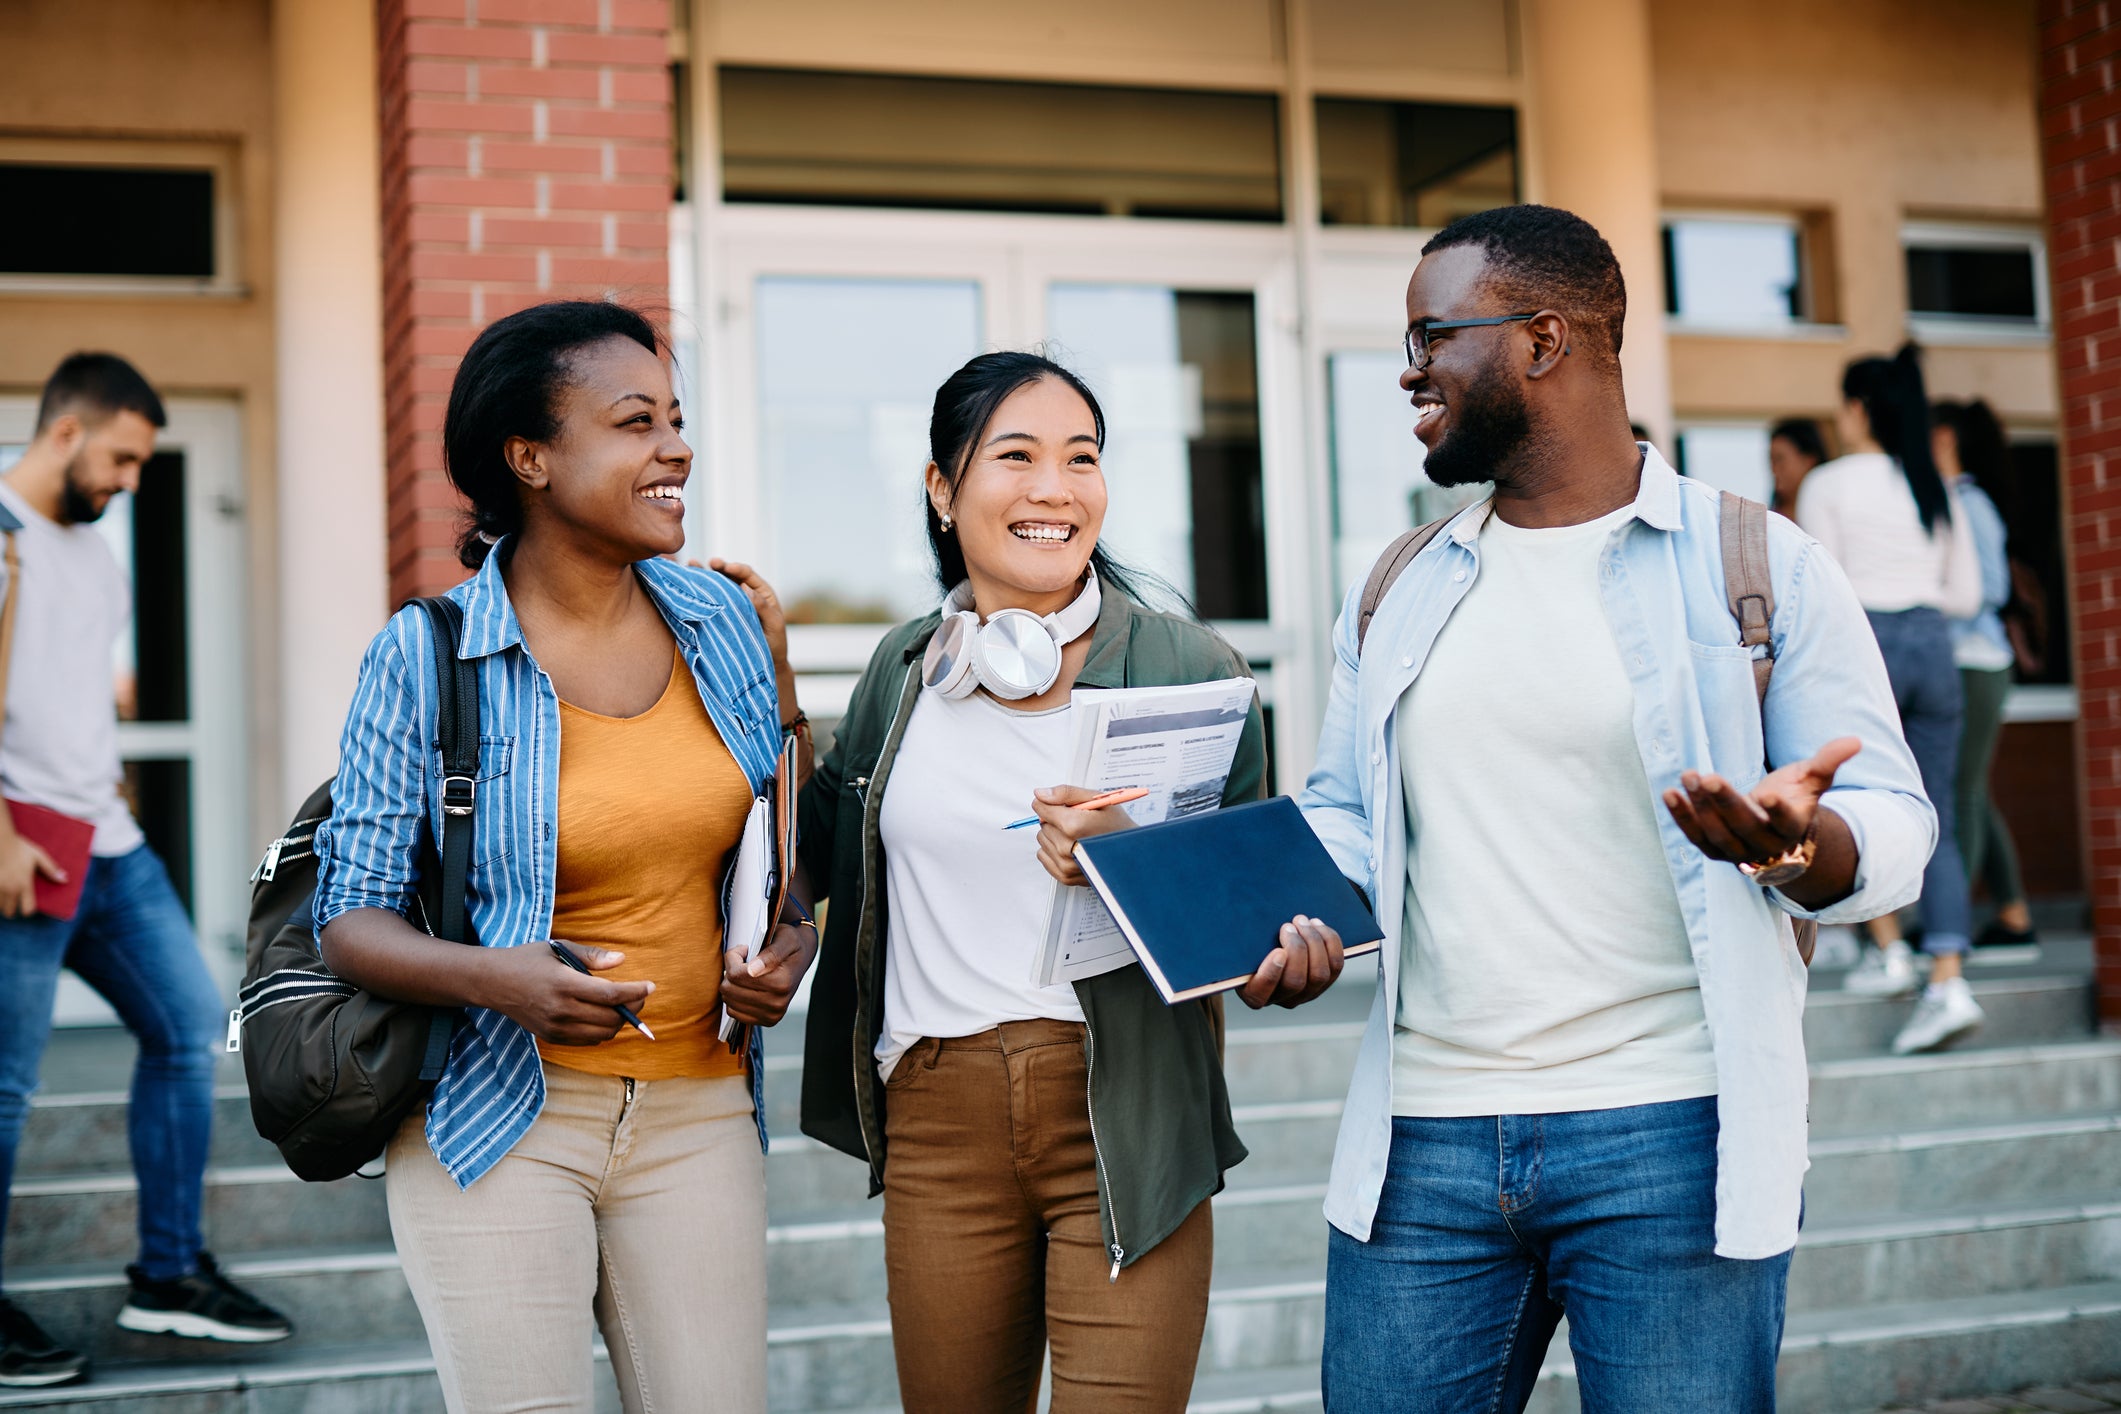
left=1795, top=452, right=1981, bottom=618
left=1391, top=503, right=1717, bottom=1117
left=0, top=479, right=143, bottom=856
left=875, top=688, right=1085, bottom=1080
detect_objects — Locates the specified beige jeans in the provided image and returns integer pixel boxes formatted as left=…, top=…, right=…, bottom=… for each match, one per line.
left=385, top=1062, right=767, bottom=1414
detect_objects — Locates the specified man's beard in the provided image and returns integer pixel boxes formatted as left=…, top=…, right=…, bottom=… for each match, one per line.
left=1421, top=356, right=1531, bottom=489
left=58, top=454, right=109, bottom=525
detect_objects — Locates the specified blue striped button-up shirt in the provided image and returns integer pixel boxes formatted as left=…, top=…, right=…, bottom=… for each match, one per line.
left=312, top=546, right=783, bottom=1187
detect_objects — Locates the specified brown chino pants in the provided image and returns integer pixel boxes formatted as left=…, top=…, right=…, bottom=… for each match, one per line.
left=880, top=1018, right=1214, bottom=1414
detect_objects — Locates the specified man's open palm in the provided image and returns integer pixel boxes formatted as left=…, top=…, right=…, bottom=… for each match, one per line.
left=1663, top=736, right=1862, bottom=866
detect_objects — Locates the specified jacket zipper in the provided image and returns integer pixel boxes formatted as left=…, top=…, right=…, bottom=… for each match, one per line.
left=851, top=661, right=920, bottom=1183
left=1083, top=1019, right=1124, bottom=1280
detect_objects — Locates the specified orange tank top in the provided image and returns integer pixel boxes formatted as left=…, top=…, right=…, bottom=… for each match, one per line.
left=539, top=646, right=753, bottom=1081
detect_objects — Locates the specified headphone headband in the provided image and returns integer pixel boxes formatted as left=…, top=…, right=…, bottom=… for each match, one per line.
left=925, top=570, right=1102, bottom=701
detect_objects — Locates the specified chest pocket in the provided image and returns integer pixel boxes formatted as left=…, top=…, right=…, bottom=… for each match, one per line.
left=1686, top=642, right=1766, bottom=791
left=431, top=735, right=516, bottom=865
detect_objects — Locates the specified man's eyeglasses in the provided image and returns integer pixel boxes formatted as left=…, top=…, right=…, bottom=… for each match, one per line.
left=1403, top=313, right=1541, bottom=371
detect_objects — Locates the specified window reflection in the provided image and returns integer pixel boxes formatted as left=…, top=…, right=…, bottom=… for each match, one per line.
left=1327, top=350, right=1486, bottom=601
left=757, top=276, right=982, bottom=623
left=1316, top=99, right=1518, bottom=229
left=1048, top=286, right=1268, bottom=619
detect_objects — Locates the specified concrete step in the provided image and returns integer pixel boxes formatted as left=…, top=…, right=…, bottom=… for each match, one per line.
left=1804, top=1112, right=2121, bottom=1222
left=9, top=1275, right=2119, bottom=1412
left=1789, top=1201, right=2121, bottom=1310
left=3, top=1167, right=390, bottom=1270
left=19, top=971, right=2096, bottom=1180
left=1808, top=1040, right=2121, bottom=1138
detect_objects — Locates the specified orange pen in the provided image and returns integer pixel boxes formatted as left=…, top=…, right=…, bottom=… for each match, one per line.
left=1003, top=786, right=1149, bottom=831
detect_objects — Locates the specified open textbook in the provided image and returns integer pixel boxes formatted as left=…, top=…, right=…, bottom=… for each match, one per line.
left=1031, top=676, right=1256, bottom=987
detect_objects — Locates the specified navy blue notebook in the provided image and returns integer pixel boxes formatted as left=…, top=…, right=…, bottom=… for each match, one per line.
left=1072, top=796, right=1385, bottom=1004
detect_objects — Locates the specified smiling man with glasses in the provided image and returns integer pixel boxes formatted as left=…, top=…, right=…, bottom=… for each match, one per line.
left=1297, top=205, right=1937, bottom=1412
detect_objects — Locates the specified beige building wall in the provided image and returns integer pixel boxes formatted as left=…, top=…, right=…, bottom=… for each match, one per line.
left=1650, top=0, right=2057, bottom=425
left=0, top=0, right=283, bottom=834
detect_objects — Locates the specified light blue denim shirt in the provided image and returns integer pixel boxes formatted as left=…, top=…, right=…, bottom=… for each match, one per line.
left=1952, top=477, right=2015, bottom=669
left=1298, top=449, right=1936, bottom=1259
left=313, top=546, right=783, bottom=1187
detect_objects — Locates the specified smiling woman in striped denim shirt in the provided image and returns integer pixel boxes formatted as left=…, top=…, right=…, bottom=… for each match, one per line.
left=311, top=301, right=814, bottom=1414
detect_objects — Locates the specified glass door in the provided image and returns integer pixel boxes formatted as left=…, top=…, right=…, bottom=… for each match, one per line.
left=703, top=205, right=1319, bottom=775
left=0, top=396, right=248, bottom=1024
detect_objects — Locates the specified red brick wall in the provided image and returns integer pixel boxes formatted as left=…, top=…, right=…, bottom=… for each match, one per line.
left=375, top=0, right=672, bottom=604
left=2040, top=0, right=2121, bottom=1024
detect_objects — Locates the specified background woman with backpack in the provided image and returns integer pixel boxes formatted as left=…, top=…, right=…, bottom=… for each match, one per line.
left=1796, top=345, right=1984, bottom=1054
left=310, top=300, right=814, bottom=1414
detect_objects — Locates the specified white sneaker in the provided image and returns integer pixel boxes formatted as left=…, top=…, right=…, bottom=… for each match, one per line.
left=1843, top=940, right=1919, bottom=997
left=1891, top=978, right=1985, bottom=1055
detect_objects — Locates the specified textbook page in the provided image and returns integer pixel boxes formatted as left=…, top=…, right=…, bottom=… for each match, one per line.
left=1033, top=677, right=1256, bottom=986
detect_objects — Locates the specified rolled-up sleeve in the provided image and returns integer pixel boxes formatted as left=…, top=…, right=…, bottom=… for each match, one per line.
left=1762, top=541, right=1937, bottom=924
left=1298, top=584, right=1377, bottom=888
left=313, top=620, right=429, bottom=933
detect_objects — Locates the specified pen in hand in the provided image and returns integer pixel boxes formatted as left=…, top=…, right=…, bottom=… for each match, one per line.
left=547, top=940, right=656, bottom=1040
left=1003, top=786, right=1149, bottom=832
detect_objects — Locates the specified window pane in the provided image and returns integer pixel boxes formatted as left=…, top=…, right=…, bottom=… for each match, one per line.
left=1676, top=426, right=1771, bottom=506
left=1316, top=99, right=1517, bottom=228
left=1906, top=245, right=2039, bottom=321
left=1666, top=220, right=1800, bottom=326
left=721, top=69, right=1282, bottom=222
left=757, top=277, right=982, bottom=623
left=1048, top=286, right=1268, bottom=618
left=1327, top=350, right=1486, bottom=600
left=0, top=165, right=214, bottom=277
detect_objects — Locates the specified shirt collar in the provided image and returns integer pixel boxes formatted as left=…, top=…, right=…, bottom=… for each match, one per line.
left=1447, top=442, right=1682, bottom=545
left=450, top=541, right=723, bottom=660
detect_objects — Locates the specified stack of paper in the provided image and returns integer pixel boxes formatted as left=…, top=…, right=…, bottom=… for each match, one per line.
left=1030, top=676, right=1256, bottom=987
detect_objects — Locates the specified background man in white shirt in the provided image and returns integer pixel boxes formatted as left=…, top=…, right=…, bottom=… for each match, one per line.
left=0, top=355, right=290, bottom=1390
left=1300, top=207, right=1933, bottom=1412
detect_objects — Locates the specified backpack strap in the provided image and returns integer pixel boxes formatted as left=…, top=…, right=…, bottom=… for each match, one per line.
left=1356, top=517, right=1452, bottom=656
left=1720, top=490, right=1776, bottom=703
left=414, top=595, right=480, bottom=1081
left=1719, top=491, right=1818, bottom=965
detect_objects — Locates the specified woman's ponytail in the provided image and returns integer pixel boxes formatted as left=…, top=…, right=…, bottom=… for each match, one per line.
left=1842, top=343, right=1951, bottom=534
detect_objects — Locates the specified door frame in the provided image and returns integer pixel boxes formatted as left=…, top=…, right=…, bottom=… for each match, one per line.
left=0, top=395, right=249, bottom=1022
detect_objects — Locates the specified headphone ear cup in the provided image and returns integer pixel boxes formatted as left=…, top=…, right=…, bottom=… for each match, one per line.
left=970, top=609, right=1062, bottom=700
left=921, top=613, right=981, bottom=700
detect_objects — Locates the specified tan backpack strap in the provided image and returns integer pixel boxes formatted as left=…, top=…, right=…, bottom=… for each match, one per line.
left=1356, top=517, right=1451, bottom=656
left=1720, top=489, right=1776, bottom=703
left=1718, top=490, right=1817, bottom=962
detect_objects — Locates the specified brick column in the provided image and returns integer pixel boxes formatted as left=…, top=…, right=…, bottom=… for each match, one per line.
left=2040, top=2, right=2121, bottom=1027
left=375, top=0, right=672, bottom=603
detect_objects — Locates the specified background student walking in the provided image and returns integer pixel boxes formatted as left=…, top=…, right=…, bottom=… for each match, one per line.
left=313, top=301, right=812, bottom=1414
left=0, top=354, right=291, bottom=1390
left=1932, top=397, right=2039, bottom=959
left=1796, top=347, right=1985, bottom=1053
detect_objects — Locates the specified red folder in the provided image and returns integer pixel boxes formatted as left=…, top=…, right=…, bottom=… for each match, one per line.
left=4, top=797, right=95, bottom=921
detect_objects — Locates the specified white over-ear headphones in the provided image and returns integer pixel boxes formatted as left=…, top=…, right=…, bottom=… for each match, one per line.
left=922, top=571, right=1102, bottom=701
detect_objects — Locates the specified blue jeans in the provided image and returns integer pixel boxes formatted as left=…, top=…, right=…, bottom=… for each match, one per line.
left=1322, top=1097, right=1791, bottom=1413
left=0, top=845, right=222, bottom=1283
left=1867, top=607, right=1971, bottom=955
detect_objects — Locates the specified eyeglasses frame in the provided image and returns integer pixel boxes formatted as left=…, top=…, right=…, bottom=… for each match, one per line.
left=1403, top=312, right=1543, bottom=370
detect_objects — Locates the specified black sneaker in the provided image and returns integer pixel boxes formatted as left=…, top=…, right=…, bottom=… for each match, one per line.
left=0, top=1298, right=88, bottom=1388
left=1971, top=918, right=2041, bottom=964
left=115, top=1253, right=294, bottom=1344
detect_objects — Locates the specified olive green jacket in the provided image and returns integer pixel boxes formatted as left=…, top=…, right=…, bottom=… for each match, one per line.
left=796, top=586, right=1264, bottom=1272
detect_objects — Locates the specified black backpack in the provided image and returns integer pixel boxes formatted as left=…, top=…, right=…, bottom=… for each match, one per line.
left=232, top=597, right=482, bottom=1181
